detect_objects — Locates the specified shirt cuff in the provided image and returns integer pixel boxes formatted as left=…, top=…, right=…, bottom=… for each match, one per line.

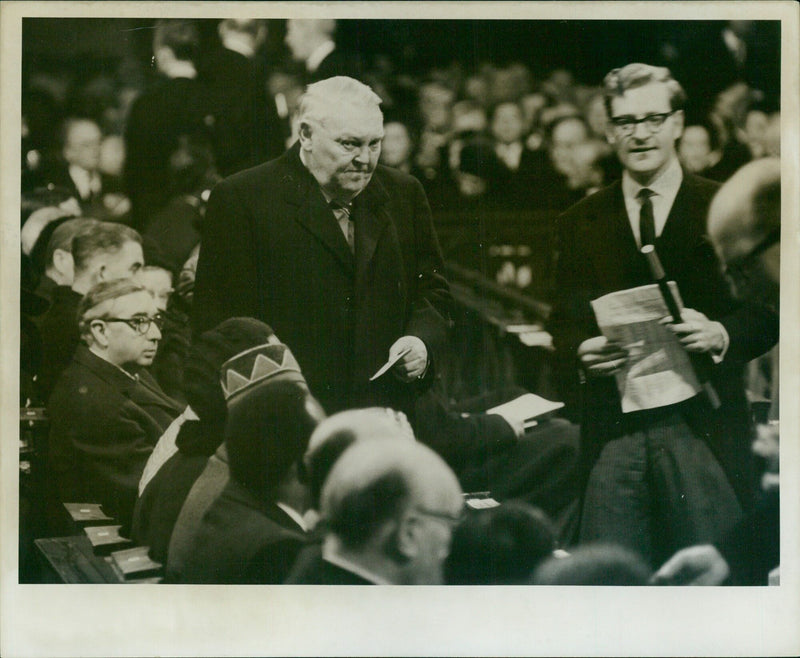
left=711, top=321, right=730, bottom=363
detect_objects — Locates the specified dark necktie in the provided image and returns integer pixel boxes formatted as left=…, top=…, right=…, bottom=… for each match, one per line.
left=330, top=201, right=355, bottom=253
left=638, top=188, right=656, bottom=247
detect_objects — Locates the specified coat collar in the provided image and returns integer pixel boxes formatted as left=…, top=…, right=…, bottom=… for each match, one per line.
left=73, top=344, right=141, bottom=395
left=281, top=143, right=391, bottom=274
left=223, top=478, right=307, bottom=534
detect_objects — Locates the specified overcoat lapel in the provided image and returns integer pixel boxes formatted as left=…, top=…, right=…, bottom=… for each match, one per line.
left=282, top=147, right=355, bottom=274
left=352, top=178, right=391, bottom=284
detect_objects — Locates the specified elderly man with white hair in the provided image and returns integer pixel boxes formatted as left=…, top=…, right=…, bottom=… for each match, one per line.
left=193, top=76, right=451, bottom=418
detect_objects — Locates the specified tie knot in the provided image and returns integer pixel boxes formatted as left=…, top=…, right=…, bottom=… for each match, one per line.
left=637, top=188, right=655, bottom=203
left=329, top=200, right=352, bottom=212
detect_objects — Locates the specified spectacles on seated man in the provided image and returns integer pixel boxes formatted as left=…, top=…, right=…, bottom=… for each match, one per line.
left=97, top=314, right=165, bottom=335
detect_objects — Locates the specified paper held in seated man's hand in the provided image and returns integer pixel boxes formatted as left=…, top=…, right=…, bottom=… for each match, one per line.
left=486, top=393, right=565, bottom=429
left=591, top=283, right=702, bottom=413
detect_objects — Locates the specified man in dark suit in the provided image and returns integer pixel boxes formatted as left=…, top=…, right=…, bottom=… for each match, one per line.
left=548, top=63, right=777, bottom=567
left=41, top=117, right=127, bottom=222
left=284, top=19, right=362, bottom=84
left=192, top=76, right=451, bottom=417
left=176, top=361, right=325, bottom=584
left=37, top=221, right=143, bottom=401
left=200, top=19, right=286, bottom=176
left=47, top=280, right=184, bottom=531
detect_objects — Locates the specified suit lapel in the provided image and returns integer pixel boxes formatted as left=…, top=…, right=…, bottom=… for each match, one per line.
left=582, top=182, right=646, bottom=285
left=657, top=175, right=706, bottom=273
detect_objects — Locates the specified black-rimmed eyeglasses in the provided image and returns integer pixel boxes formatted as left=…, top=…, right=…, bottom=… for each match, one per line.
left=97, top=314, right=164, bottom=335
left=609, top=111, right=676, bottom=136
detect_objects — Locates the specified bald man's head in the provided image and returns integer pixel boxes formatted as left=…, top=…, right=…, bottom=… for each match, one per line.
left=302, top=407, right=416, bottom=508
left=708, top=157, right=780, bottom=304
left=321, top=440, right=463, bottom=584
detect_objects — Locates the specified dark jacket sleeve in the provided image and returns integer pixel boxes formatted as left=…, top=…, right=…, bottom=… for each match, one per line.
left=191, top=177, right=262, bottom=334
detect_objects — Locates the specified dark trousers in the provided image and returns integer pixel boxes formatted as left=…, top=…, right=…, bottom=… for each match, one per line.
left=578, top=410, right=743, bottom=568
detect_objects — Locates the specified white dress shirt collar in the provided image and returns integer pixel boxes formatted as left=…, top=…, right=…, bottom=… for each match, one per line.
left=276, top=502, right=307, bottom=532
left=69, top=164, right=101, bottom=200
left=621, top=156, right=683, bottom=247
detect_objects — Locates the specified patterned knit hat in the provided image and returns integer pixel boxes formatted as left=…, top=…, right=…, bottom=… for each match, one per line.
left=220, top=342, right=307, bottom=408
left=182, top=317, right=279, bottom=423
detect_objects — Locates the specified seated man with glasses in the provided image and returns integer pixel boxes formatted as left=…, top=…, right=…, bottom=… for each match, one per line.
left=48, top=279, right=184, bottom=533
left=547, top=63, right=778, bottom=568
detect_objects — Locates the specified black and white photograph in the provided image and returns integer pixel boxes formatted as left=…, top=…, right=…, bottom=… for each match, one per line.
left=2, top=2, right=799, bottom=656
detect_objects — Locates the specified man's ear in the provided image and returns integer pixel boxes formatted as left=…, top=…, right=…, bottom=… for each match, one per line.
left=96, top=263, right=108, bottom=283
left=298, top=121, right=313, bottom=149
left=88, top=319, right=109, bottom=349
left=393, top=514, right=420, bottom=561
left=52, top=249, right=73, bottom=276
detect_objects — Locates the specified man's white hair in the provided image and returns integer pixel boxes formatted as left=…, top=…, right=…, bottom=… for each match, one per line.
left=298, top=76, right=383, bottom=129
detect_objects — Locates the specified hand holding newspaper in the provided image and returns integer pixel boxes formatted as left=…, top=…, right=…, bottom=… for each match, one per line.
left=590, top=282, right=701, bottom=413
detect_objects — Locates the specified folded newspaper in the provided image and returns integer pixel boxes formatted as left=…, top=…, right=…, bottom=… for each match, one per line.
left=590, top=282, right=701, bottom=412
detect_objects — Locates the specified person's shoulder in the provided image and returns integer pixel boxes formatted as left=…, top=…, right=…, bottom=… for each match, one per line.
left=560, top=179, right=621, bottom=221
left=216, top=150, right=295, bottom=191
left=682, top=171, right=722, bottom=198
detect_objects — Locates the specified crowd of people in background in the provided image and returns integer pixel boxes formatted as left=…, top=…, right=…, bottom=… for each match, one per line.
left=18, top=18, right=781, bottom=587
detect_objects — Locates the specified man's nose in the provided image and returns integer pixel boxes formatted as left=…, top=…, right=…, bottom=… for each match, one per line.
left=631, top=119, right=651, bottom=140
left=147, top=323, right=162, bottom=341
left=353, top=145, right=373, bottom=164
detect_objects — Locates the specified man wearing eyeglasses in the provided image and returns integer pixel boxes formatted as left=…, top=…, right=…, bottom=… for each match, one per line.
left=548, top=63, right=778, bottom=567
left=48, top=279, right=184, bottom=533
left=193, top=76, right=450, bottom=418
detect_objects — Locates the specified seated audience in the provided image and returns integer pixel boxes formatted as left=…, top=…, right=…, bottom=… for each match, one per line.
left=47, top=280, right=184, bottom=531
left=37, top=221, right=143, bottom=401
left=166, top=330, right=313, bottom=582
left=532, top=543, right=652, bottom=586
left=132, top=318, right=289, bottom=563
left=444, top=501, right=557, bottom=585
left=176, top=373, right=324, bottom=584
left=286, top=440, right=463, bottom=585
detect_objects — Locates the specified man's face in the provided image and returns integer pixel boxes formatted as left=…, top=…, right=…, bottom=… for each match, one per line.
left=607, top=82, right=683, bottom=184
left=380, top=122, right=412, bottom=168
left=100, top=291, right=162, bottom=368
left=98, top=240, right=144, bottom=284
left=491, top=103, right=525, bottom=144
left=678, top=126, right=713, bottom=173
left=138, top=267, right=174, bottom=311
left=406, top=486, right=464, bottom=585
left=64, top=120, right=102, bottom=171
left=300, top=103, right=384, bottom=201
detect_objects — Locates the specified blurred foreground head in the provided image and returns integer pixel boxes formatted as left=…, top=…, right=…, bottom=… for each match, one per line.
left=532, top=543, right=651, bottom=585
left=321, top=440, right=463, bottom=584
left=708, top=157, right=780, bottom=305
